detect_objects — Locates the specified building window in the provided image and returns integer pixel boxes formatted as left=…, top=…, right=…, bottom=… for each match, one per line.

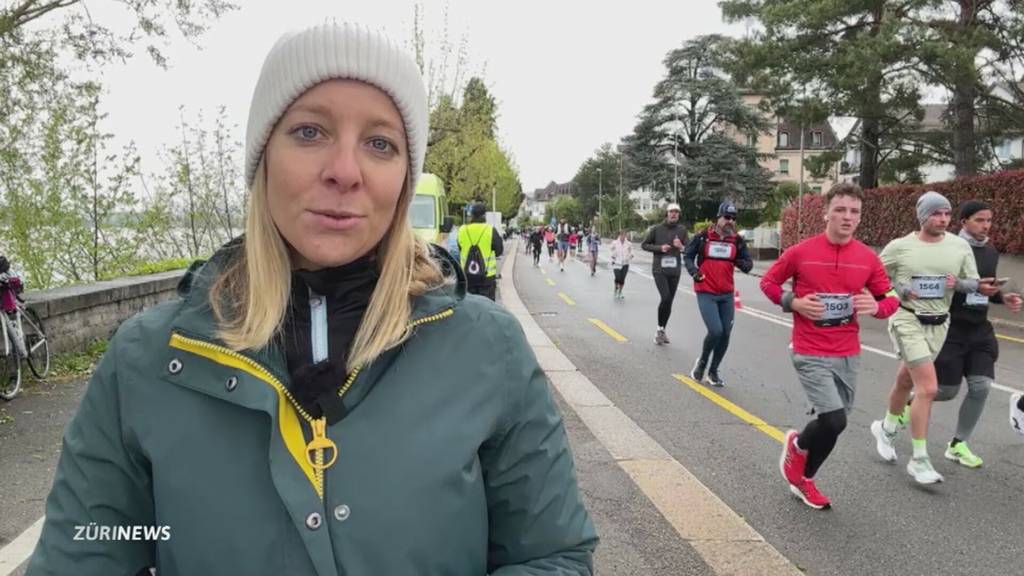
left=746, top=133, right=757, bottom=148
left=778, top=131, right=789, bottom=147
left=779, top=159, right=790, bottom=175
left=996, top=139, right=1013, bottom=159
left=811, top=131, right=823, bottom=147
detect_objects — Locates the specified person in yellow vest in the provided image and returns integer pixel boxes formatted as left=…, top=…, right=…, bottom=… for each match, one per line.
left=458, top=202, right=504, bottom=300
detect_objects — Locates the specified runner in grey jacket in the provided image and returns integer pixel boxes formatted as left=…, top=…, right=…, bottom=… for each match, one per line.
left=641, top=203, right=688, bottom=344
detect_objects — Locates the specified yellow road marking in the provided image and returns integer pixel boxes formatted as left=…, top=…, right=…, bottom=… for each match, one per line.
left=540, top=268, right=547, bottom=275
left=588, top=318, right=628, bottom=342
left=546, top=278, right=556, bottom=286
left=558, top=292, right=576, bottom=306
left=673, top=374, right=785, bottom=444
left=997, top=333, right=1024, bottom=344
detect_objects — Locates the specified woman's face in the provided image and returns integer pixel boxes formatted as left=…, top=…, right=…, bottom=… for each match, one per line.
left=264, top=79, right=408, bottom=270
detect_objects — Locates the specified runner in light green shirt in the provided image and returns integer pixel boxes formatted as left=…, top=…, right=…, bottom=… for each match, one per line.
left=869, top=191, right=992, bottom=486
left=880, top=231, right=978, bottom=318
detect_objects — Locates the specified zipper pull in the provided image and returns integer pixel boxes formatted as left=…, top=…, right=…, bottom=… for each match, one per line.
left=306, top=417, right=338, bottom=471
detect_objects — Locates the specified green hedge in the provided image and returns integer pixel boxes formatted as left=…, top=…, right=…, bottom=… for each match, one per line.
left=782, top=170, right=1024, bottom=253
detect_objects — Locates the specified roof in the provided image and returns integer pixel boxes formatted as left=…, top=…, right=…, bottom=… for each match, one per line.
left=775, top=119, right=837, bottom=150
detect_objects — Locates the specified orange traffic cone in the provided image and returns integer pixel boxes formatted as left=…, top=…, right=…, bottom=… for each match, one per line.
left=734, top=290, right=743, bottom=310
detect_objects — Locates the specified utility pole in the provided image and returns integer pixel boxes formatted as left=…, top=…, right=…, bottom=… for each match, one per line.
left=673, top=135, right=678, bottom=205
left=597, top=167, right=603, bottom=235
left=798, top=119, right=805, bottom=240
left=618, top=154, right=624, bottom=234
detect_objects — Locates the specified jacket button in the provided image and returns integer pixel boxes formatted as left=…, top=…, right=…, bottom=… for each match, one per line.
left=225, top=376, right=238, bottom=392
left=333, top=504, right=350, bottom=522
left=168, top=358, right=183, bottom=375
left=305, top=512, right=322, bottom=530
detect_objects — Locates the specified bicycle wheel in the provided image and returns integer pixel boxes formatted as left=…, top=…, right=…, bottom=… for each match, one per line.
left=22, top=307, right=50, bottom=379
left=0, top=345, right=21, bottom=401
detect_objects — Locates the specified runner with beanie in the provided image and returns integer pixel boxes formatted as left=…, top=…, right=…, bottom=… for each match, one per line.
left=642, top=203, right=687, bottom=345
left=932, top=200, right=1022, bottom=467
left=684, top=201, right=753, bottom=387
left=761, top=183, right=899, bottom=509
left=869, top=191, right=985, bottom=485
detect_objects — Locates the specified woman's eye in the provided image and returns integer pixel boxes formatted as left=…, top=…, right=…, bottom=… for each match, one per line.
left=292, top=126, right=322, bottom=141
left=369, top=137, right=395, bottom=154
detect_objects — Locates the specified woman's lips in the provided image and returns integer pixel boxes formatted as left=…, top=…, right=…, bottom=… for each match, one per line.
left=308, top=210, right=365, bottom=231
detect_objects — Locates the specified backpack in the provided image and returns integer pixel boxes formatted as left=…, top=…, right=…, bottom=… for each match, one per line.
left=464, top=226, right=488, bottom=280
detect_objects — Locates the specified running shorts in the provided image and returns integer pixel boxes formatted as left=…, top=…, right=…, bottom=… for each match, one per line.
left=791, top=353, right=861, bottom=414
left=888, top=308, right=949, bottom=365
left=935, top=320, right=998, bottom=387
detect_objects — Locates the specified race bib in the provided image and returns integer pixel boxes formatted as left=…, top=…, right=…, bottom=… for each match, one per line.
left=911, top=275, right=945, bottom=299
left=661, top=256, right=678, bottom=269
left=707, top=241, right=733, bottom=260
left=965, top=291, right=989, bottom=307
left=815, top=293, right=853, bottom=327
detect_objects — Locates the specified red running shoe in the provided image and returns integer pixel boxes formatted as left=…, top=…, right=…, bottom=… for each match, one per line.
left=779, top=430, right=807, bottom=486
left=789, top=477, right=831, bottom=510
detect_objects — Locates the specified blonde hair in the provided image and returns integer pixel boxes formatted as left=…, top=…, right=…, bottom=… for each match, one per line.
left=210, top=158, right=445, bottom=371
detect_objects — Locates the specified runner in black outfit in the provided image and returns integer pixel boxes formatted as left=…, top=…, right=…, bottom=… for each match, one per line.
left=641, top=203, right=687, bottom=345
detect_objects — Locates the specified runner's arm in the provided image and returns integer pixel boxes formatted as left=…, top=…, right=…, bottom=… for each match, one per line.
left=682, top=234, right=702, bottom=277
left=640, top=227, right=658, bottom=253
left=866, top=257, right=900, bottom=319
left=760, top=250, right=797, bottom=311
left=735, top=237, right=754, bottom=274
left=492, top=229, right=505, bottom=258
left=878, top=240, right=913, bottom=299
left=953, top=246, right=980, bottom=293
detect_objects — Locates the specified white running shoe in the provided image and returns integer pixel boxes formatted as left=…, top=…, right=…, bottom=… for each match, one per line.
left=690, top=358, right=706, bottom=382
left=871, top=420, right=898, bottom=462
left=907, top=456, right=944, bottom=484
left=1011, top=393, right=1024, bottom=438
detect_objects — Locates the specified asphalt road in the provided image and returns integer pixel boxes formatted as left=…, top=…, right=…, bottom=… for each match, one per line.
left=514, top=241, right=1024, bottom=576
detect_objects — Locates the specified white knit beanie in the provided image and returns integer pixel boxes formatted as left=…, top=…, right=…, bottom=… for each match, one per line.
left=244, top=21, right=428, bottom=190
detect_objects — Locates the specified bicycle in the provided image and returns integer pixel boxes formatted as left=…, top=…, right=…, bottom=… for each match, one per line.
left=0, top=258, right=50, bottom=400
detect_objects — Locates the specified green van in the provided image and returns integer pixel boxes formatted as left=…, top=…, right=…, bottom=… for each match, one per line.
left=410, top=173, right=454, bottom=244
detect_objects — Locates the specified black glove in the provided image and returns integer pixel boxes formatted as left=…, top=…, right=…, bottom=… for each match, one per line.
left=692, top=272, right=705, bottom=282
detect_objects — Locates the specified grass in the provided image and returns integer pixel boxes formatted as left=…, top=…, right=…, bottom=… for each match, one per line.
left=124, top=257, right=194, bottom=277
left=48, top=339, right=109, bottom=380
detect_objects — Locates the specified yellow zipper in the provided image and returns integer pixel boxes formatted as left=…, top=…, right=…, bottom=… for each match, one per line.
left=169, top=306, right=454, bottom=499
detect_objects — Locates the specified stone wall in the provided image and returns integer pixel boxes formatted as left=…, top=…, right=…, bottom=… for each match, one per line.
left=23, top=270, right=187, bottom=356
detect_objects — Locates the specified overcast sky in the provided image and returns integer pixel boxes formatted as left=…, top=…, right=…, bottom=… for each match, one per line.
left=94, top=0, right=745, bottom=195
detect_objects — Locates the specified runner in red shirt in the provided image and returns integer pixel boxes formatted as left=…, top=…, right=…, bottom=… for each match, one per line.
left=760, top=183, right=899, bottom=509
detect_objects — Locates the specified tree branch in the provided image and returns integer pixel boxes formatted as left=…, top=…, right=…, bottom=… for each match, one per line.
left=0, top=0, right=80, bottom=37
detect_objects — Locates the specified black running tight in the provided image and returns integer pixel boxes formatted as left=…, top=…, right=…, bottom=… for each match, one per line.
left=654, top=273, right=680, bottom=327
left=798, top=409, right=847, bottom=478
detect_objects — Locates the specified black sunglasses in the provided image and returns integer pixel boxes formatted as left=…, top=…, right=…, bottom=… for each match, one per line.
left=721, top=214, right=735, bottom=221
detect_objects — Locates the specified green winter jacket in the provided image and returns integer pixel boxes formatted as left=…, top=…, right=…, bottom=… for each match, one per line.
left=26, top=245, right=597, bottom=576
